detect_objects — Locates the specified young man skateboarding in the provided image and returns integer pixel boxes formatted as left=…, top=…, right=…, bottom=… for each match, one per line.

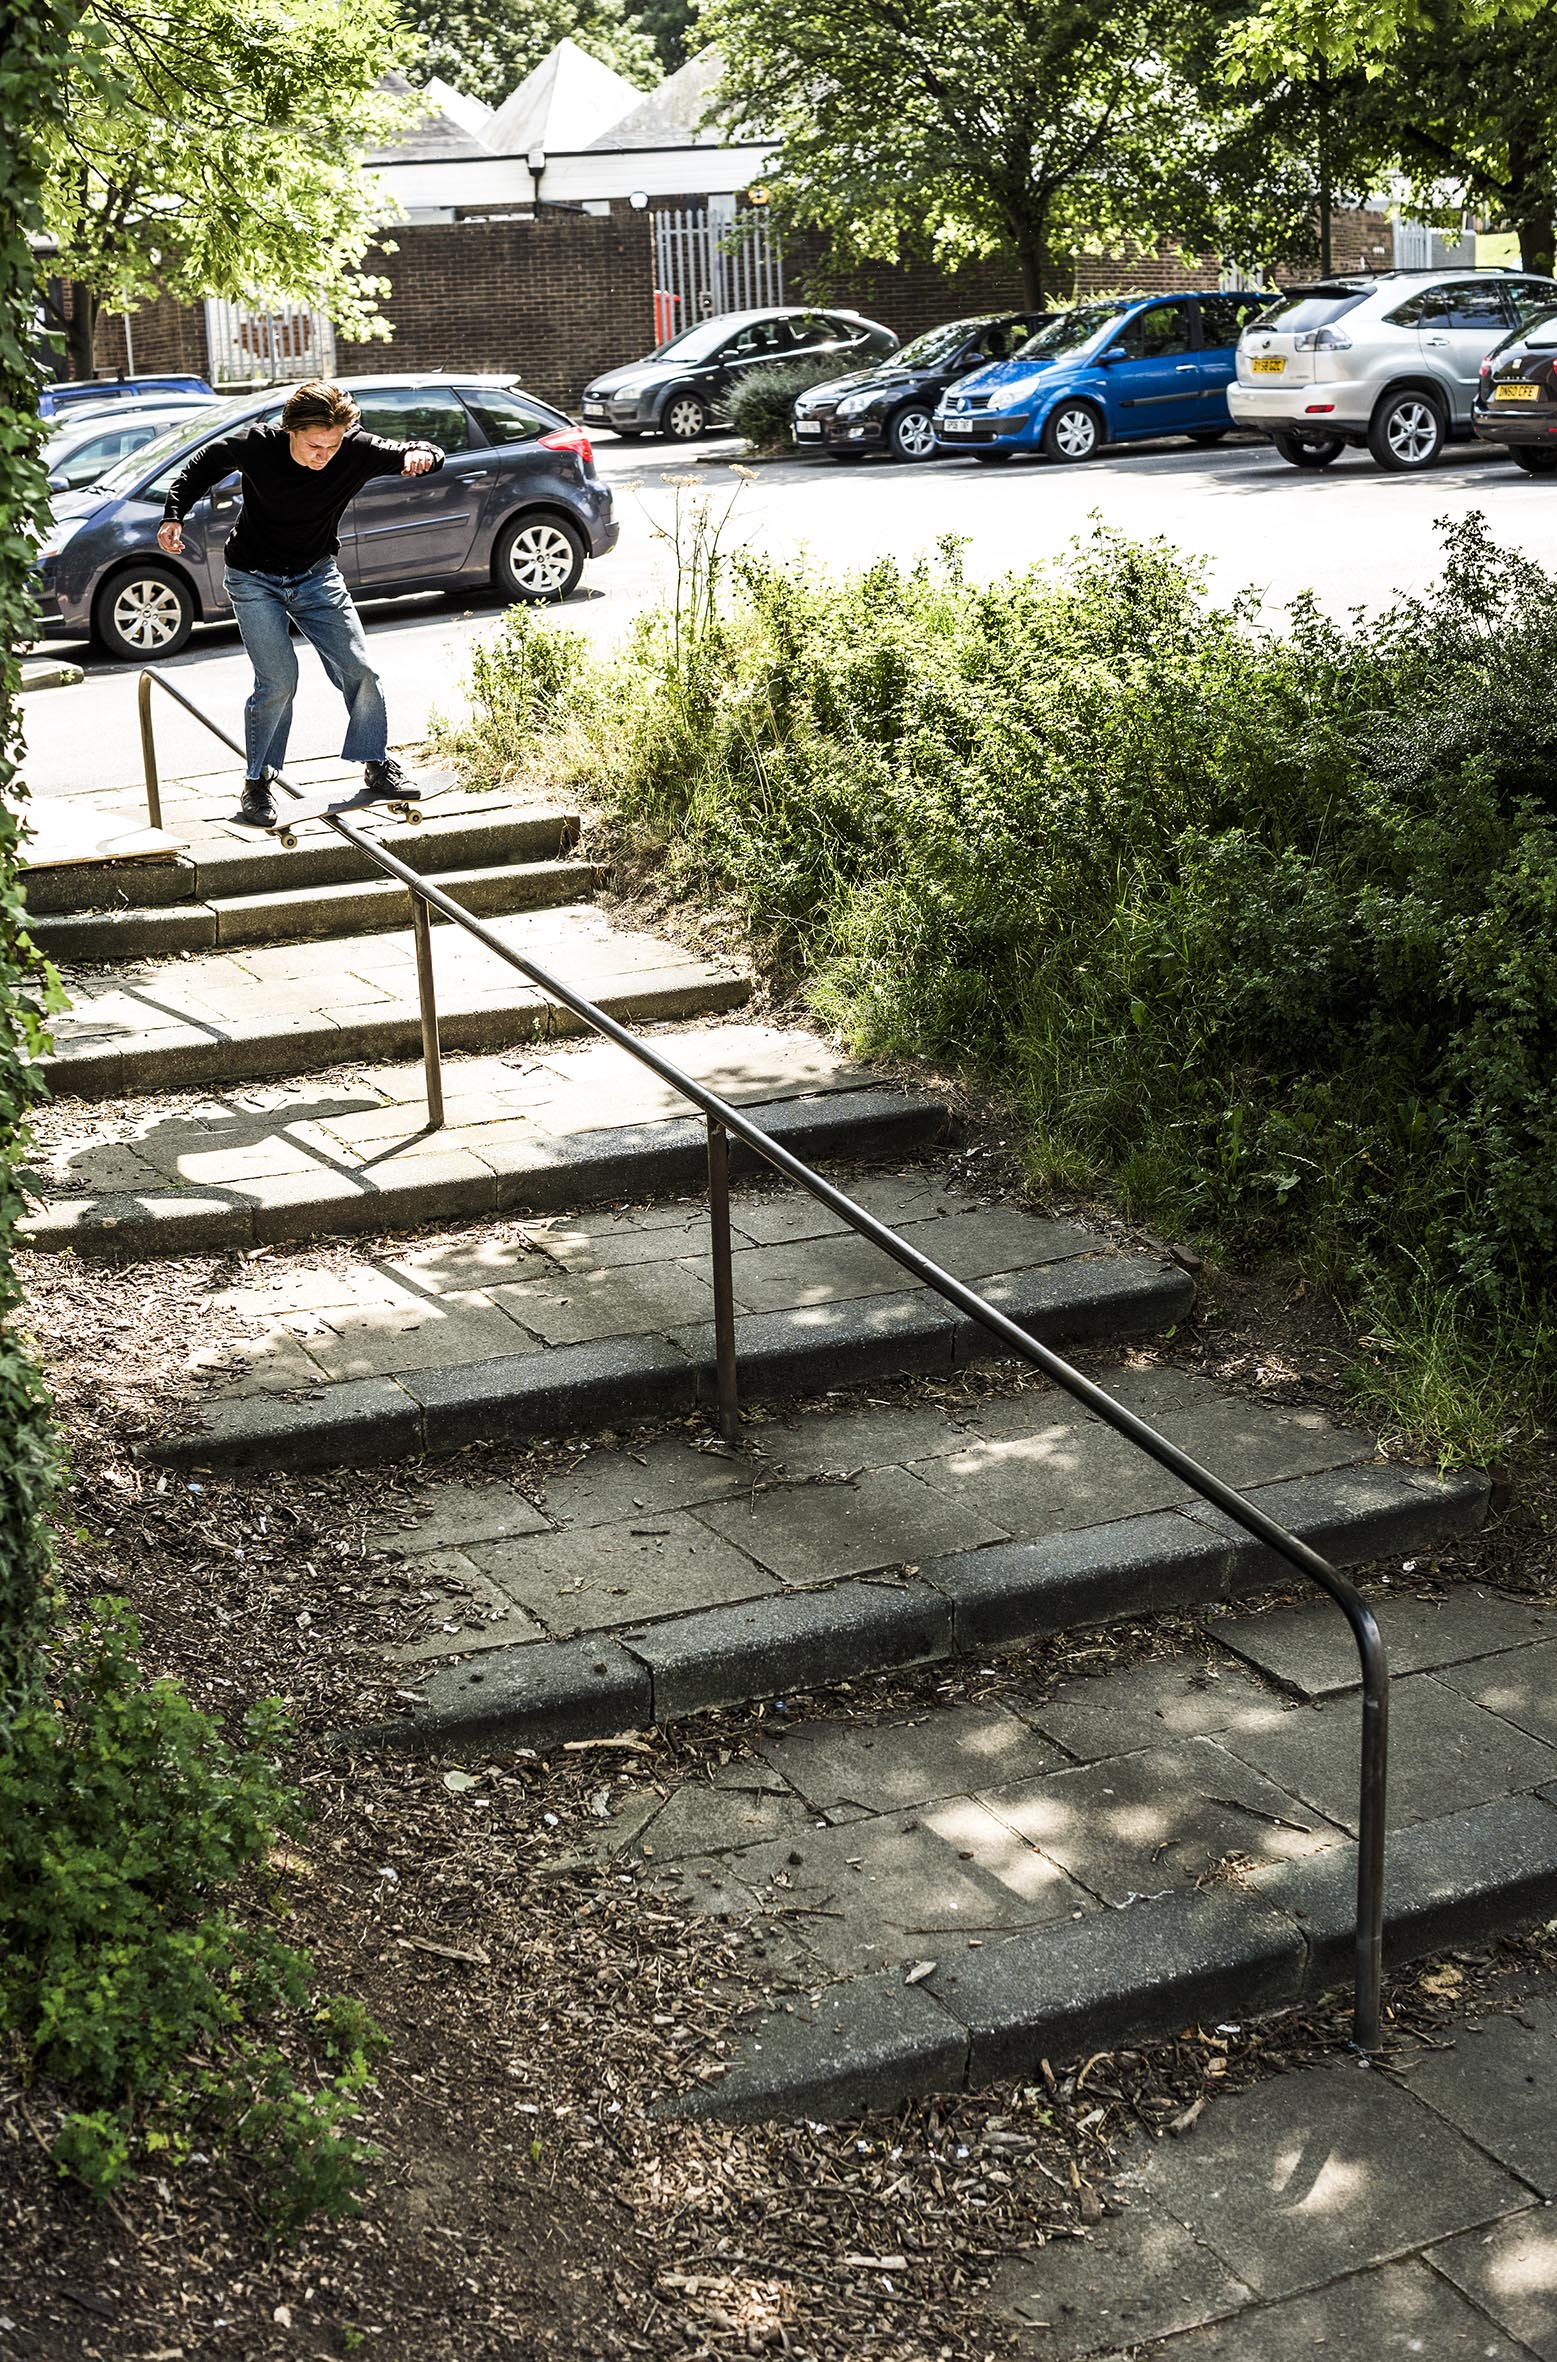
left=157, top=379, right=444, bottom=827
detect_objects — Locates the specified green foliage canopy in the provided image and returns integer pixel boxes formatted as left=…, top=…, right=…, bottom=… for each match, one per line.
left=407, top=0, right=659, bottom=107
left=42, top=0, right=422, bottom=375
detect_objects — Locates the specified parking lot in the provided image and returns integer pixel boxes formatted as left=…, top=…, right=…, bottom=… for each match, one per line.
left=22, top=426, right=1557, bottom=803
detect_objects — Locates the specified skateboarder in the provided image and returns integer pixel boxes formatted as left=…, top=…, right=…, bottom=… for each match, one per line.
left=157, top=379, right=444, bottom=827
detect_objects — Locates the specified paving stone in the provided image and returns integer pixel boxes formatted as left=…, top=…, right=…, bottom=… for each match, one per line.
left=957, top=1257, right=1195, bottom=1358
left=402, top=1333, right=695, bottom=1452
left=1437, top=1638, right=1557, bottom=1747
left=927, top=1887, right=1304, bottom=2085
left=1211, top=1586, right=1557, bottom=1700
left=1141, top=2061, right=1525, bottom=2302
left=1216, top=1674, right=1557, bottom=1835
left=692, top=1464, right=1008, bottom=1587
left=929, top=1512, right=1240, bottom=1653
left=1392, top=1989, right=1557, bottom=2197
left=526, top=1204, right=714, bottom=1271
left=469, top=1510, right=775, bottom=1636
left=1192, top=1464, right=1491, bottom=1588
left=538, top=1435, right=750, bottom=1527
left=185, top=1329, right=327, bottom=1399
left=366, top=1481, right=550, bottom=1557
left=744, top=1398, right=974, bottom=1475
left=1110, top=2259, right=1533, bottom=2362
left=372, top=1548, right=545, bottom=1664
left=1027, top=1654, right=1282, bottom=1762
left=676, top=1292, right=959, bottom=1402
left=155, top=1376, right=422, bottom=1471
left=383, top=1235, right=552, bottom=1293
left=732, top=1799, right=1080, bottom=1975
left=759, top=1704, right=1065, bottom=1814
left=392, top=1635, right=652, bottom=1753
left=980, top=1740, right=1344, bottom=1905
left=989, top=2201, right=1252, bottom=2357
left=492, top=1256, right=716, bottom=1345
left=678, top=1970, right=968, bottom=2122
left=1102, top=1364, right=1373, bottom=1487
left=293, top=1290, right=537, bottom=1382
left=634, top=1780, right=818, bottom=1863
left=911, top=1414, right=1193, bottom=1534
left=622, top=1579, right=953, bottom=1722
left=726, top=1231, right=940, bottom=1313
left=1251, top=1794, right=1557, bottom=1995
left=1429, top=2214, right=1557, bottom=2359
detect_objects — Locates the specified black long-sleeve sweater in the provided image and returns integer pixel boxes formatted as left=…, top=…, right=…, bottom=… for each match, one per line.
left=163, top=424, right=445, bottom=576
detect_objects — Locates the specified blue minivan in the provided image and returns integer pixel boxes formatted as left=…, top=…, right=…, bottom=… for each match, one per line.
left=935, top=291, right=1275, bottom=462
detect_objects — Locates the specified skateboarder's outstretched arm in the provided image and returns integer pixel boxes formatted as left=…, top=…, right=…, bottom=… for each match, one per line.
left=354, top=433, right=446, bottom=481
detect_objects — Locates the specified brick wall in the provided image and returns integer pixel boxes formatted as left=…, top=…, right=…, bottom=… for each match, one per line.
left=1075, top=209, right=1394, bottom=297
left=333, top=208, right=657, bottom=413
left=74, top=286, right=211, bottom=379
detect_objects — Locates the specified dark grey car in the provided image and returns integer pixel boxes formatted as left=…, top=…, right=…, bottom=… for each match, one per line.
left=32, top=372, right=619, bottom=662
left=581, top=307, right=898, bottom=440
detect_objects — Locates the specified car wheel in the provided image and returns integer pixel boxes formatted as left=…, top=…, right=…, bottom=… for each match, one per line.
left=1187, top=428, right=1229, bottom=445
left=93, top=563, right=195, bottom=662
left=660, top=392, right=708, bottom=441
left=493, top=514, right=586, bottom=603
left=1271, top=430, right=1345, bottom=469
left=1042, top=400, right=1104, bottom=462
left=1368, top=391, right=1445, bottom=471
left=887, top=405, right=938, bottom=462
left=1509, top=446, right=1557, bottom=475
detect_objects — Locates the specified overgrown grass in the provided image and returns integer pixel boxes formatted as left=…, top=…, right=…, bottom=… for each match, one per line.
left=446, top=506, right=1557, bottom=1461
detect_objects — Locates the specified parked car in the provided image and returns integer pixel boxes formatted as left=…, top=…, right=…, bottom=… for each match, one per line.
left=792, top=312, right=1052, bottom=462
left=1229, top=269, right=1557, bottom=470
left=32, top=373, right=618, bottom=662
left=1471, top=308, right=1557, bottom=470
left=935, top=292, right=1276, bottom=462
left=38, top=372, right=214, bottom=419
left=581, top=308, right=898, bottom=441
left=45, top=401, right=219, bottom=494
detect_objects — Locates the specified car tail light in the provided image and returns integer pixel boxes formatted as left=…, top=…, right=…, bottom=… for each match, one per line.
left=1292, top=327, right=1352, bottom=351
left=540, top=427, right=594, bottom=464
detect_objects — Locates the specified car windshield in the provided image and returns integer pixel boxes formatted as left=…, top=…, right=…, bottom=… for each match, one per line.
left=650, top=318, right=755, bottom=363
left=91, top=392, right=268, bottom=497
left=1015, top=305, right=1127, bottom=360
left=894, top=319, right=992, bottom=367
left=1258, top=291, right=1369, bottom=334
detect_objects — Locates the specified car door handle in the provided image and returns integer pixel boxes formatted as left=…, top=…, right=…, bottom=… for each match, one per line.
left=1177, top=364, right=1198, bottom=373
left=463, top=468, right=493, bottom=480
left=1424, top=335, right=1449, bottom=348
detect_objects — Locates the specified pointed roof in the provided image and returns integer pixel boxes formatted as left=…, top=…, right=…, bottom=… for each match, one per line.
left=487, top=38, right=645, bottom=158
left=424, top=76, right=496, bottom=144
left=370, top=70, right=490, bottom=164
left=588, top=49, right=730, bottom=151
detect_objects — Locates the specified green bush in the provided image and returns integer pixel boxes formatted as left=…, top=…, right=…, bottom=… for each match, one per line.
left=726, top=357, right=856, bottom=451
left=447, top=510, right=1557, bottom=1456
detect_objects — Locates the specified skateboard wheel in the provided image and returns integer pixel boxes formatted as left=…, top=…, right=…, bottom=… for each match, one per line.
left=280, top=831, right=297, bottom=849
left=406, top=807, right=423, bottom=824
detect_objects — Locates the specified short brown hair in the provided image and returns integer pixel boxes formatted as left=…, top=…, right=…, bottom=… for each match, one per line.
left=282, top=380, right=360, bottom=432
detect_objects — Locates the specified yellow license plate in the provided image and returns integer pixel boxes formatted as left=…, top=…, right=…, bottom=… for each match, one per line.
left=1494, top=381, right=1540, bottom=402
left=1250, top=356, right=1285, bottom=375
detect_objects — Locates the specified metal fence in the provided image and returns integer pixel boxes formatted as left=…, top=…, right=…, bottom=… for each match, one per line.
left=651, top=206, right=785, bottom=342
left=204, top=298, right=337, bottom=387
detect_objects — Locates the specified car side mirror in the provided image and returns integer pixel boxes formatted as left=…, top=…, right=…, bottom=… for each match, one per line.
left=1101, top=345, right=1129, bottom=365
left=47, top=471, right=67, bottom=493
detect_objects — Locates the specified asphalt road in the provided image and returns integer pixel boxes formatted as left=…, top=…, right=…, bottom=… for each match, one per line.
left=19, top=427, right=1555, bottom=804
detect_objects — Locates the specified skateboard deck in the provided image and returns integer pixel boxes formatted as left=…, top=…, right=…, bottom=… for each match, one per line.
left=261, top=769, right=458, bottom=849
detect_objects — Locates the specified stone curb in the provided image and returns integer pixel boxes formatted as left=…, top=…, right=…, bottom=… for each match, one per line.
left=21, top=804, right=579, bottom=917
left=363, top=1462, right=1488, bottom=1757
left=152, top=1245, right=1188, bottom=1475
left=675, top=1790, right=1557, bottom=2121
left=24, top=1082, right=953, bottom=1257
left=29, top=857, right=601, bottom=964
left=42, top=963, right=753, bottom=1097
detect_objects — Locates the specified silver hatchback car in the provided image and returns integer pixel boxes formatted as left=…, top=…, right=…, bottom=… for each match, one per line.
left=1229, top=269, right=1557, bottom=470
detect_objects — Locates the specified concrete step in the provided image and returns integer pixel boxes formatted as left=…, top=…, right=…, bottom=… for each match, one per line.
left=627, top=1570, right=1547, bottom=2121
left=147, top=1180, right=1196, bottom=1474
left=23, top=796, right=579, bottom=916
left=41, top=902, right=750, bottom=1096
left=24, top=1025, right=951, bottom=1255
left=30, top=857, right=602, bottom=964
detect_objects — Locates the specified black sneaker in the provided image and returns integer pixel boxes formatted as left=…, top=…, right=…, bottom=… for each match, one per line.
left=238, top=776, right=276, bottom=827
left=362, top=757, right=411, bottom=802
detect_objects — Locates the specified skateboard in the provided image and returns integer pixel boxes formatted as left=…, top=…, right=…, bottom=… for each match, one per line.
left=260, top=769, right=458, bottom=849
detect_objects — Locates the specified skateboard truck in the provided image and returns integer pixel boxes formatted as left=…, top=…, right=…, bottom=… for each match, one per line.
left=263, top=769, right=456, bottom=849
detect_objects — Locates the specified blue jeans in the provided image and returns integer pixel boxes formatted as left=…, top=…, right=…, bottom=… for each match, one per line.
left=225, top=558, right=388, bottom=780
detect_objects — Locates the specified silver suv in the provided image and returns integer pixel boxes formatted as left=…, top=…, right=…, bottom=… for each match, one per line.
left=1228, top=269, right=1557, bottom=471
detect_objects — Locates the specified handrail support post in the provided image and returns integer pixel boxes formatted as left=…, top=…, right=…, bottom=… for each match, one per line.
left=137, top=673, right=163, bottom=832
left=706, top=1117, right=739, bottom=1444
left=409, top=887, right=444, bottom=1132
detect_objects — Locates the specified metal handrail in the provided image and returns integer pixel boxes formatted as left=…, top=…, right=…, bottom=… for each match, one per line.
left=137, top=668, right=1390, bottom=2048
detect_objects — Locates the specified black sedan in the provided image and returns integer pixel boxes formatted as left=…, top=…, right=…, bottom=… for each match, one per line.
left=581, top=307, right=898, bottom=441
left=32, top=374, right=619, bottom=663
left=792, top=312, right=1051, bottom=462
left=1474, top=313, right=1557, bottom=470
